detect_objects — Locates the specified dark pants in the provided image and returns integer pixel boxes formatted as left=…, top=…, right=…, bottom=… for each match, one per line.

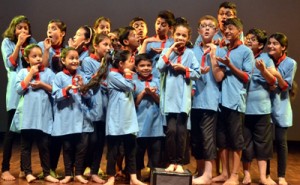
left=136, top=137, right=163, bottom=170
left=1, top=110, right=22, bottom=172
left=49, top=136, right=62, bottom=170
left=242, top=114, right=273, bottom=162
left=165, top=113, right=188, bottom=164
left=62, top=133, right=89, bottom=176
left=85, top=121, right=106, bottom=175
left=190, top=109, right=217, bottom=160
left=21, top=129, right=51, bottom=176
left=106, top=134, right=137, bottom=176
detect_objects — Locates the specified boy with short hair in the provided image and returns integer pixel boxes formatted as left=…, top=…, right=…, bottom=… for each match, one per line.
left=211, top=18, right=255, bottom=185
left=191, top=15, right=226, bottom=185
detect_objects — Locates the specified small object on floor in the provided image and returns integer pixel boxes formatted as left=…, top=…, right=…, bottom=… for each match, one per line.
left=151, top=168, right=192, bottom=185
left=19, top=171, right=25, bottom=178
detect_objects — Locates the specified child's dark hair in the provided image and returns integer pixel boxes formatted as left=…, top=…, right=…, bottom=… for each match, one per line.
left=60, top=47, right=77, bottom=60
left=135, top=53, right=152, bottom=66
left=111, top=50, right=131, bottom=68
left=269, top=32, right=288, bottom=53
left=157, top=10, right=175, bottom=27
left=80, top=53, right=110, bottom=94
left=80, top=25, right=94, bottom=45
left=49, top=19, right=67, bottom=46
left=118, top=26, right=135, bottom=46
left=23, top=44, right=42, bottom=58
left=224, top=17, right=243, bottom=30
left=246, top=28, right=268, bottom=48
left=90, top=33, right=110, bottom=53
left=129, top=17, right=146, bottom=27
left=93, top=16, right=111, bottom=30
left=2, top=15, right=32, bottom=43
left=219, top=1, right=237, bottom=16
left=173, top=18, right=193, bottom=48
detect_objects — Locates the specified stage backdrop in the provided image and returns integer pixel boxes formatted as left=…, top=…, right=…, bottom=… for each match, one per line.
left=0, top=0, right=299, bottom=140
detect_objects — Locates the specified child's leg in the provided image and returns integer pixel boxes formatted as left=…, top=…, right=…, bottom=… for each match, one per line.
left=49, top=135, right=62, bottom=172
left=165, top=113, right=178, bottom=171
left=21, top=130, right=36, bottom=182
left=148, top=138, right=162, bottom=170
left=174, top=113, right=188, bottom=173
left=123, top=134, right=146, bottom=185
left=1, top=110, right=18, bottom=181
left=74, top=133, right=89, bottom=184
left=60, top=135, right=75, bottom=183
left=275, top=126, right=288, bottom=185
left=136, top=137, right=147, bottom=180
left=36, top=131, right=59, bottom=183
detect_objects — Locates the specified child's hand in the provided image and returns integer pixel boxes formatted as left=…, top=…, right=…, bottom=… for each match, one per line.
left=267, top=67, right=280, bottom=78
left=172, top=63, right=186, bottom=72
left=171, top=41, right=185, bottom=51
left=68, top=38, right=75, bottom=48
left=216, top=56, right=230, bottom=66
left=146, top=37, right=162, bottom=43
left=206, top=43, right=217, bottom=58
left=200, top=66, right=210, bottom=74
left=17, top=33, right=31, bottom=47
left=29, top=65, right=39, bottom=76
left=255, top=59, right=266, bottom=72
left=30, top=81, right=43, bottom=89
left=145, top=87, right=157, bottom=95
left=44, top=38, right=52, bottom=51
left=74, top=75, right=84, bottom=86
left=123, top=68, right=135, bottom=76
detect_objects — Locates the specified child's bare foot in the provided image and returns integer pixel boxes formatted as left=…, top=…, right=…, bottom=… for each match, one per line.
left=174, top=165, right=184, bottom=173
left=165, top=164, right=176, bottom=172
left=130, top=178, right=147, bottom=185
left=279, top=177, right=288, bottom=185
left=60, top=176, right=72, bottom=184
left=1, top=171, right=16, bottom=181
left=212, top=174, right=228, bottom=182
left=44, top=175, right=59, bottom=183
left=75, top=175, right=88, bottom=184
left=192, top=175, right=212, bottom=185
left=223, top=174, right=239, bottom=185
left=19, top=171, right=25, bottom=178
left=91, top=174, right=105, bottom=183
left=266, top=176, right=277, bottom=185
left=26, top=174, right=36, bottom=183
left=242, top=171, right=251, bottom=184
left=104, top=176, right=115, bottom=185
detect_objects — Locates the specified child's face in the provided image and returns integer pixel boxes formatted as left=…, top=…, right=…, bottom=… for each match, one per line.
left=95, top=20, right=110, bottom=35
left=155, top=18, right=170, bottom=37
left=120, top=55, right=135, bottom=71
left=198, top=20, right=217, bottom=42
left=132, top=21, right=148, bottom=40
left=47, top=23, right=65, bottom=46
left=15, top=22, right=29, bottom=37
left=126, top=30, right=140, bottom=49
left=62, top=50, right=79, bottom=72
left=109, top=32, right=122, bottom=50
left=267, top=37, right=286, bottom=57
left=218, top=7, right=235, bottom=31
left=73, top=28, right=89, bottom=48
left=94, top=37, right=111, bottom=58
left=26, top=47, right=43, bottom=67
left=173, top=26, right=189, bottom=46
left=224, top=24, right=241, bottom=43
left=135, top=60, right=152, bottom=78
left=245, top=34, right=262, bottom=53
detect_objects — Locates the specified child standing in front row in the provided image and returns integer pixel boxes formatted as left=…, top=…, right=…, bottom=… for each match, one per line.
left=133, top=54, right=164, bottom=180
left=52, top=48, right=93, bottom=184
left=104, top=50, right=146, bottom=185
left=11, top=44, right=58, bottom=183
left=157, top=21, right=201, bottom=173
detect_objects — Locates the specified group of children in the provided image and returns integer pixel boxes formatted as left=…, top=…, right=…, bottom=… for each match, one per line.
left=1, top=1, right=297, bottom=185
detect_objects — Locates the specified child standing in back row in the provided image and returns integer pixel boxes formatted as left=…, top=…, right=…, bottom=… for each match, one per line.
left=157, top=20, right=201, bottom=173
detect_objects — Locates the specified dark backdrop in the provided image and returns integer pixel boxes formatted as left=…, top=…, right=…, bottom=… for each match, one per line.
left=0, top=0, right=299, bottom=140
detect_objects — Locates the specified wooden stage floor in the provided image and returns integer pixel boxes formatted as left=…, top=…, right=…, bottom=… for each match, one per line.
left=0, top=138, right=299, bottom=185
